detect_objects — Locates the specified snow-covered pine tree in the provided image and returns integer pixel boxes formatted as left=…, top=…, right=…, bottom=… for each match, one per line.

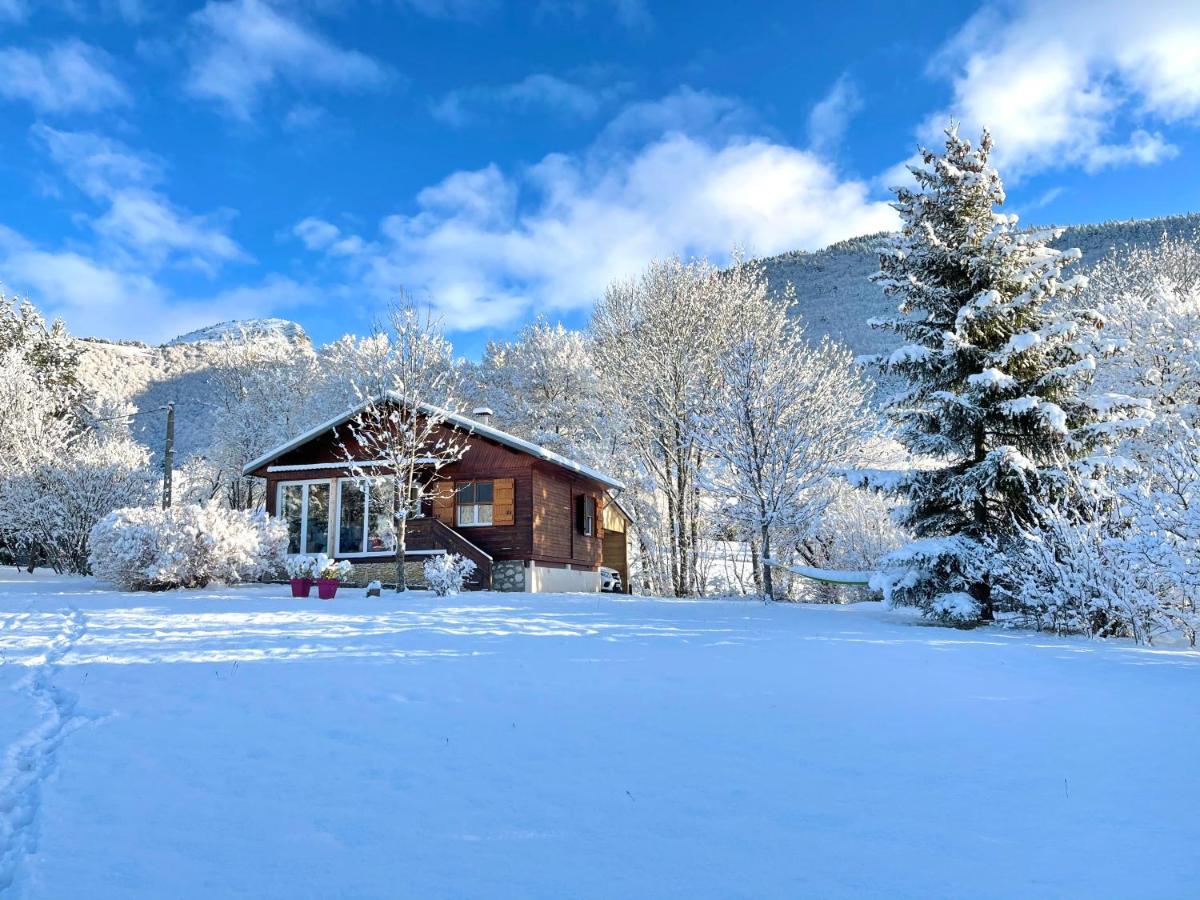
left=863, top=125, right=1147, bottom=624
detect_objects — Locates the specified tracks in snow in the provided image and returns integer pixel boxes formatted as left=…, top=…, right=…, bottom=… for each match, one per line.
left=0, top=606, right=88, bottom=895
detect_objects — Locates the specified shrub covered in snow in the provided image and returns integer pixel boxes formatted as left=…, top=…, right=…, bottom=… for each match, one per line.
left=285, top=555, right=317, bottom=579
left=88, top=504, right=287, bottom=591
left=316, top=556, right=353, bottom=582
left=423, top=553, right=476, bottom=596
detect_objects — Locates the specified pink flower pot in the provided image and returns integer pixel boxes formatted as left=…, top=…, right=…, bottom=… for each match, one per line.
left=317, top=578, right=339, bottom=600
left=290, top=578, right=312, bottom=598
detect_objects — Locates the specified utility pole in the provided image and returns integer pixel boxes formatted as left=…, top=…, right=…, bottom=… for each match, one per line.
left=162, top=402, right=175, bottom=510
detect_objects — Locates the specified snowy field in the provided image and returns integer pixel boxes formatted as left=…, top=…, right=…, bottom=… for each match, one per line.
left=1, top=571, right=1198, bottom=899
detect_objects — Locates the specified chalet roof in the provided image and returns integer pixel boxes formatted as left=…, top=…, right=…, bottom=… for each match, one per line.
left=241, top=392, right=626, bottom=491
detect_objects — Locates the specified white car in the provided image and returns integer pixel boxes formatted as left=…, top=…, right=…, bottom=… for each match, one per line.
left=599, top=566, right=623, bottom=593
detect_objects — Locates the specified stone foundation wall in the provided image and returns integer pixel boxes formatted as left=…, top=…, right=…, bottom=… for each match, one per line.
left=342, top=560, right=429, bottom=589
left=492, top=560, right=526, bottom=592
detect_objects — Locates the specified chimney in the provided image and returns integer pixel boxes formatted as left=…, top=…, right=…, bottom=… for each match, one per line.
left=472, top=406, right=494, bottom=427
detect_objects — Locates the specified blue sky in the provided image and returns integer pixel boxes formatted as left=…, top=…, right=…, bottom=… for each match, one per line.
left=2, top=0, right=1200, bottom=356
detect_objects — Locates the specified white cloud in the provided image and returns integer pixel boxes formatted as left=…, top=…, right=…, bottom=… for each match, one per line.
left=927, top=0, right=1200, bottom=177
left=430, top=73, right=625, bottom=127
left=0, top=223, right=316, bottom=343
left=292, top=90, right=897, bottom=330
left=808, top=74, right=862, bottom=155
left=31, top=125, right=161, bottom=197
left=0, top=125, right=301, bottom=343
left=184, top=0, right=391, bottom=120
left=0, top=39, right=130, bottom=114
left=294, top=216, right=341, bottom=251
left=32, top=124, right=247, bottom=271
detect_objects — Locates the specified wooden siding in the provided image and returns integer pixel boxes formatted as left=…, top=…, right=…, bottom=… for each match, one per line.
left=531, top=465, right=604, bottom=568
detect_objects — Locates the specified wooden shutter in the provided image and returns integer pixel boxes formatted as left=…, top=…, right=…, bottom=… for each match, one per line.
left=432, top=480, right=456, bottom=525
left=493, top=478, right=514, bottom=526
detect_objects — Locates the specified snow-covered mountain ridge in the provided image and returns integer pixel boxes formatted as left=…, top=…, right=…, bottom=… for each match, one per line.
left=760, top=210, right=1200, bottom=359
left=166, top=318, right=310, bottom=346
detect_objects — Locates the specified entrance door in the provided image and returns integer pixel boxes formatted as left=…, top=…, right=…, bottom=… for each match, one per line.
left=280, top=481, right=332, bottom=555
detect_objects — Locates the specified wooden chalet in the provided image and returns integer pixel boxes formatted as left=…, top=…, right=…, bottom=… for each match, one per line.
left=242, top=397, right=631, bottom=592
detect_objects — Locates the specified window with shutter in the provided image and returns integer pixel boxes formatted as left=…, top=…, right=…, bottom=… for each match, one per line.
left=456, top=480, right=494, bottom=527
left=577, top=494, right=595, bottom=536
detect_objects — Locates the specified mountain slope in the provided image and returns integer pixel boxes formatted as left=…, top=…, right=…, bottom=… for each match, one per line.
left=78, top=319, right=311, bottom=461
left=761, top=211, right=1200, bottom=358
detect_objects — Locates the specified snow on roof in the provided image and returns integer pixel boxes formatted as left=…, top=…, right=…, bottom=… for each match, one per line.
left=242, top=392, right=626, bottom=490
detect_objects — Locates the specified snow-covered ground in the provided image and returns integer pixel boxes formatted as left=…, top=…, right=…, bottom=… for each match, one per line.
left=1, top=571, right=1197, bottom=899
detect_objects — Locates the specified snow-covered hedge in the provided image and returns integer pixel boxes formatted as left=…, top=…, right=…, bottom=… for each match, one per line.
left=88, top=505, right=287, bottom=591
left=423, top=553, right=476, bottom=596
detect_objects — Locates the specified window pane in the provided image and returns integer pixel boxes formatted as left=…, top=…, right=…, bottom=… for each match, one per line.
left=477, top=503, right=493, bottom=525
left=456, top=482, right=475, bottom=503
left=282, top=484, right=303, bottom=555
left=476, top=481, right=494, bottom=503
left=306, top=483, right=330, bottom=554
left=368, top=479, right=397, bottom=552
left=338, top=481, right=366, bottom=554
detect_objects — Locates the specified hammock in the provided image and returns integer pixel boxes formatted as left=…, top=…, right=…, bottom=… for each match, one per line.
left=763, top=560, right=871, bottom=586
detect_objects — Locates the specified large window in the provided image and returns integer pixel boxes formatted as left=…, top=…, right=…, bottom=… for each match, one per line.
left=456, top=480, right=493, bottom=527
left=337, top=478, right=398, bottom=556
left=280, top=481, right=331, bottom=555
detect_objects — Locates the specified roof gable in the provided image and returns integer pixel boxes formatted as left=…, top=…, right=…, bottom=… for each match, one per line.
left=242, top=393, right=625, bottom=490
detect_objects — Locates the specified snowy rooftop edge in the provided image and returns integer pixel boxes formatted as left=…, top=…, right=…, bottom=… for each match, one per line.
left=241, top=393, right=626, bottom=491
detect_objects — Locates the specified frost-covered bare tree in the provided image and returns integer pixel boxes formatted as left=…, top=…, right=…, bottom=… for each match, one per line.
left=0, top=316, right=154, bottom=573
left=592, top=256, right=741, bottom=597
left=205, top=332, right=322, bottom=509
left=339, top=300, right=468, bottom=592
left=1078, top=234, right=1200, bottom=642
left=468, top=319, right=603, bottom=462
left=317, top=332, right=400, bottom=409
left=703, top=270, right=873, bottom=599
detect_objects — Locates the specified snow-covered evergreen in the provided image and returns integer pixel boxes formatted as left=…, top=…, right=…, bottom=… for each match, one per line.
left=862, top=126, right=1147, bottom=623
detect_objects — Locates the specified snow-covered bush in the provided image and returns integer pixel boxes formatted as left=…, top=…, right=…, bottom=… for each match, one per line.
left=285, top=556, right=317, bottom=579
left=0, top=429, right=156, bottom=574
left=423, top=553, right=476, bottom=596
left=870, top=537, right=996, bottom=625
left=1008, top=500, right=1162, bottom=643
left=88, top=505, right=287, bottom=591
left=317, top=557, right=353, bottom=581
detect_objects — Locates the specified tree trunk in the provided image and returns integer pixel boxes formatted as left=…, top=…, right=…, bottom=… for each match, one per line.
left=748, top=538, right=763, bottom=596
left=760, top=526, right=774, bottom=601
left=971, top=576, right=993, bottom=622
left=972, top=424, right=992, bottom=620
left=394, top=481, right=408, bottom=593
